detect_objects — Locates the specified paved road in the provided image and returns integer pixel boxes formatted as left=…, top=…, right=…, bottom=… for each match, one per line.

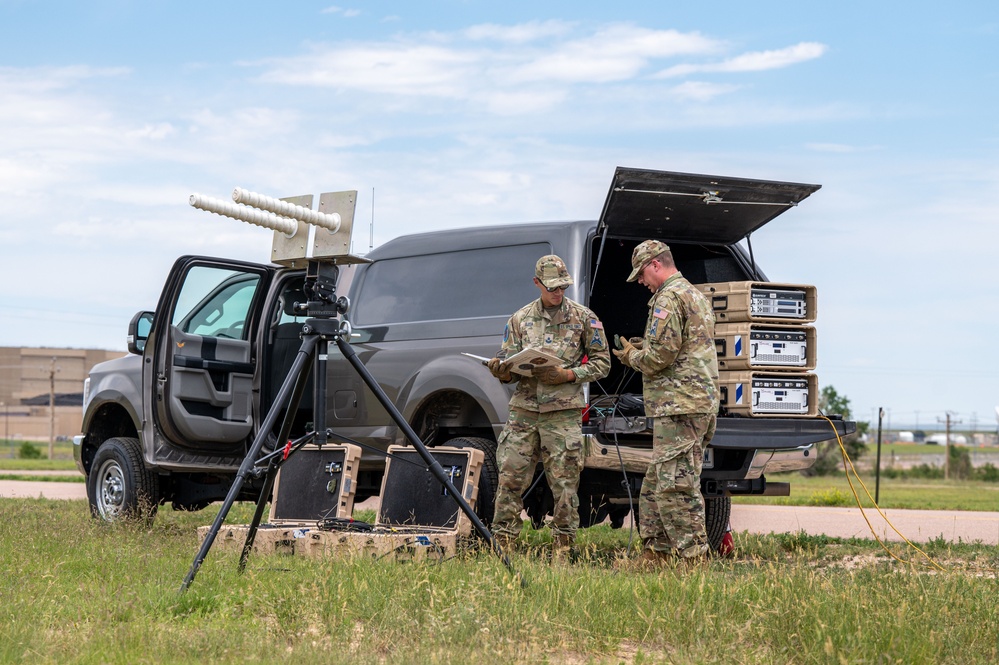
left=2, top=479, right=997, bottom=545
left=731, top=504, right=999, bottom=546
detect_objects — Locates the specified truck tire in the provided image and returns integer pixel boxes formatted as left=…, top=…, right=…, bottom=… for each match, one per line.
left=704, top=496, right=731, bottom=553
left=87, top=437, right=160, bottom=523
left=627, top=494, right=731, bottom=553
left=441, top=436, right=497, bottom=526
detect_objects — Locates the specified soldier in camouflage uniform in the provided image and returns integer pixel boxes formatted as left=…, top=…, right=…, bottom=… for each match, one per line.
left=612, top=240, right=719, bottom=562
left=486, top=255, right=610, bottom=553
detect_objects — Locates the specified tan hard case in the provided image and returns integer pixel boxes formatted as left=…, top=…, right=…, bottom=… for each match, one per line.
left=698, top=281, right=817, bottom=324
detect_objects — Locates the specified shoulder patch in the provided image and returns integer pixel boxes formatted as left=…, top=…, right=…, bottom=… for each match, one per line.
left=589, top=319, right=603, bottom=330
left=653, top=307, right=669, bottom=320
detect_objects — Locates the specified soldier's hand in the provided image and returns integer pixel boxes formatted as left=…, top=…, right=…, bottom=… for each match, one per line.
left=612, top=338, right=637, bottom=366
left=532, top=365, right=574, bottom=385
left=486, top=357, right=512, bottom=382
left=628, top=336, right=645, bottom=350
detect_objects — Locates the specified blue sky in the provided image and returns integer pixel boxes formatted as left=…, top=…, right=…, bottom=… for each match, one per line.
left=1, top=1, right=997, bottom=430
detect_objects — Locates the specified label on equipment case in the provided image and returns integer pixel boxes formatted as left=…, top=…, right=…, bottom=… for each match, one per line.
left=749, top=288, right=807, bottom=319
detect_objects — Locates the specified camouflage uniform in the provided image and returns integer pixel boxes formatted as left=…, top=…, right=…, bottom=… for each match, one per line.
left=492, top=271, right=610, bottom=543
left=619, top=242, right=719, bottom=558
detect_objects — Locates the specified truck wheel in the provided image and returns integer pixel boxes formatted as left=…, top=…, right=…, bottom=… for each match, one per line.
left=87, top=437, right=160, bottom=523
left=524, top=467, right=553, bottom=529
left=704, top=496, right=731, bottom=553
left=441, top=436, right=497, bottom=525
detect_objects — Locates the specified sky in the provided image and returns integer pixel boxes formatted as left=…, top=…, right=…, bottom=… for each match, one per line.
left=1, top=1, right=997, bottom=431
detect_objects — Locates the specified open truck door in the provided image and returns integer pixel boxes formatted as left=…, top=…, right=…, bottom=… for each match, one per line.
left=150, top=256, right=275, bottom=450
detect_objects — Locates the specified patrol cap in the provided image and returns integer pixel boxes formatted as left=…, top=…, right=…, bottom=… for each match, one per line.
left=535, top=254, right=573, bottom=289
left=627, top=240, right=671, bottom=282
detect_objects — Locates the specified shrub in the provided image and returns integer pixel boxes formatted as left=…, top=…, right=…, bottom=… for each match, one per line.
left=948, top=446, right=972, bottom=480
left=806, top=489, right=851, bottom=507
left=974, top=463, right=999, bottom=482
left=18, top=442, right=43, bottom=459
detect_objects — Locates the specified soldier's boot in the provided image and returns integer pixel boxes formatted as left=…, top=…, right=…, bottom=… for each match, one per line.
left=612, top=548, right=664, bottom=572
left=551, top=533, right=577, bottom=565
left=492, top=533, right=516, bottom=554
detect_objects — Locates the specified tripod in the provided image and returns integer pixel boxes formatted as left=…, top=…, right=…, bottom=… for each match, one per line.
left=180, top=261, right=514, bottom=591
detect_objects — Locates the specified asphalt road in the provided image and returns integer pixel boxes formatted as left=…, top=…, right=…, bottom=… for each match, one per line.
left=2, top=477, right=997, bottom=546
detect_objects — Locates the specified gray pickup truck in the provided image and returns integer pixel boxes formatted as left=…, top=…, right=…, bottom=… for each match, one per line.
left=75, top=167, right=854, bottom=549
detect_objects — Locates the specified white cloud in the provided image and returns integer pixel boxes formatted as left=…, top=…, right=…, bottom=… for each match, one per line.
left=463, top=20, right=574, bottom=43
left=669, top=81, right=740, bottom=102
left=655, top=42, right=827, bottom=78
left=320, top=6, right=360, bottom=17
left=253, top=23, right=724, bottom=109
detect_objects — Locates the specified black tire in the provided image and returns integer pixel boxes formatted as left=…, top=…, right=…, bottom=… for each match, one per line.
left=441, top=436, right=498, bottom=525
left=524, top=466, right=553, bottom=529
left=87, top=437, right=160, bottom=522
left=704, top=495, right=731, bottom=553
left=627, top=494, right=730, bottom=552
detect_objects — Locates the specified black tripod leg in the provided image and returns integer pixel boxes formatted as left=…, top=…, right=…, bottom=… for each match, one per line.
left=334, top=336, right=517, bottom=575
left=237, top=460, right=277, bottom=573
left=180, top=334, right=320, bottom=592
left=238, top=354, right=316, bottom=572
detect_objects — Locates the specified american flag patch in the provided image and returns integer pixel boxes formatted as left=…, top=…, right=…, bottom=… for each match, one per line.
left=589, top=319, right=603, bottom=329
left=653, top=308, right=669, bottom=319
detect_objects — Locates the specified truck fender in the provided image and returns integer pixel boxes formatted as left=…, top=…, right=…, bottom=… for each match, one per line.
left=397, top=354, right=510, bottom=429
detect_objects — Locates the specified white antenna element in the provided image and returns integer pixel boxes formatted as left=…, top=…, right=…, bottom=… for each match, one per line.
left=189, top=193, right=298, bottom=236
left=232, top=187, right=341, bottom=232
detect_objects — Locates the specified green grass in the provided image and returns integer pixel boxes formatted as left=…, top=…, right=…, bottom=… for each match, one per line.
left=0, top=473, right=84, bottom=483
left=737, top=473, right=999, bottom=512
left=0, top=439, right=78, bottom=465
left=0, top=499, right=996, bottom=664
left=866, top=442, right=999, bottom=456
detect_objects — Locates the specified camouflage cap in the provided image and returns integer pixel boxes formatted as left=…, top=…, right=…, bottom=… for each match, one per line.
left=535, top=254, right=573, bottom=289
left=626, top=240, right=671, bottom=282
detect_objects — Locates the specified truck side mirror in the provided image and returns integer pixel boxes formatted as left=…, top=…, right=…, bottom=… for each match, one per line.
left=127, top=311, right=154, bottom=354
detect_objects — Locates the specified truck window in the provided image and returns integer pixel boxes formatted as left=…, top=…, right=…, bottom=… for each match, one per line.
left=351, top=243, right=548, bottom=325
left=172, top=266, right=261, bottom=339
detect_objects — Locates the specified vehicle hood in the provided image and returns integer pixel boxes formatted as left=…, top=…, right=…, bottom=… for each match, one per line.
left=597, top=167, right=821, bottom=245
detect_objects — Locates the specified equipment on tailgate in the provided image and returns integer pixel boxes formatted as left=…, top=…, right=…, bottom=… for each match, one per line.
left=714, top=323, right=816, bottom=371
left=698, top=281, right=816, bottom=324
left=718, top=372, right=817, bottom=417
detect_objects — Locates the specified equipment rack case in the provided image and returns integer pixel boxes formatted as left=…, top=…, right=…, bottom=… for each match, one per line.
left=714, top=322, right=816, bottom=371
left=698, top=281, right=817, bottom=324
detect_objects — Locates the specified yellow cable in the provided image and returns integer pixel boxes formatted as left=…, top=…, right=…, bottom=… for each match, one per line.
left=820, top=415, right=946, bottom=572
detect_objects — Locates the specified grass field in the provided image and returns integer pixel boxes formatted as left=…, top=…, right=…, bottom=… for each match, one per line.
left=0, top=498, right=997, bottom=664
left=735, top=473, right=999, bottom=512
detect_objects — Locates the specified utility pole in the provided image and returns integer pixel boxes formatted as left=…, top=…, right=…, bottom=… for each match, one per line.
left=49, top=356, right=56, bottom=461
left=938, top=412, right=961, bottom=480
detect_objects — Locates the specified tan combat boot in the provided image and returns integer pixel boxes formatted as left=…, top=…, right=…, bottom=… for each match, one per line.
left=492, top=534, right=516, bottom=555
left=551, top=533, right=576, bottom=565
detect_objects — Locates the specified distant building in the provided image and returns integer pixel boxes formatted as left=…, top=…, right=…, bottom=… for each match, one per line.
left=926, top=433, right=968, bottom=445
left=0, top=346, right=126, bottom=441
